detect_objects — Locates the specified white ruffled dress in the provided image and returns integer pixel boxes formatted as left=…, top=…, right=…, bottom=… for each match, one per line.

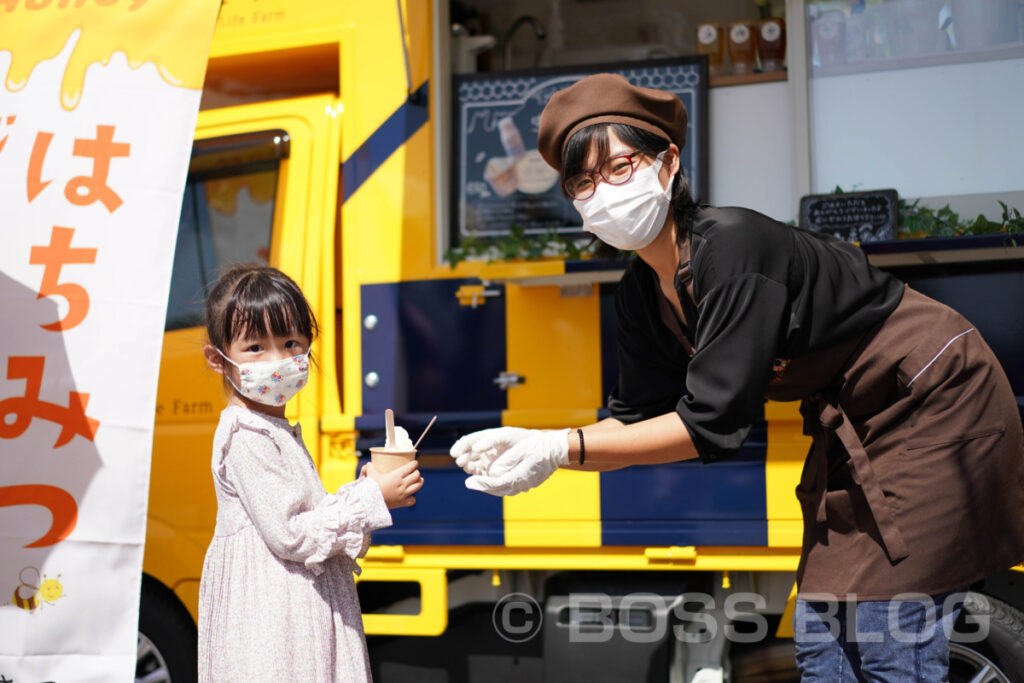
left=198, top=404, right=391, bottom=682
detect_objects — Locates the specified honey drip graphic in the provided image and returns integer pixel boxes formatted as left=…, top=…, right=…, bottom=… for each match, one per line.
left=206, top=173, right=276, bottom=217
left=1, top=0, right=219, bottom=110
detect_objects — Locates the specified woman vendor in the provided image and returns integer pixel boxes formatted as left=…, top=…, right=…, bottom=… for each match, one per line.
left=449, top=73, right=1024, bottom=680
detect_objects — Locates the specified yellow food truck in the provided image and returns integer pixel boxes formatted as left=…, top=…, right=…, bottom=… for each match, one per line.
left=136, top=1, right=1024, bottom=681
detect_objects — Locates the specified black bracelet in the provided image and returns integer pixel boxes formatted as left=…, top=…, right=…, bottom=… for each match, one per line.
left=577, top=428, right=585, bottom=466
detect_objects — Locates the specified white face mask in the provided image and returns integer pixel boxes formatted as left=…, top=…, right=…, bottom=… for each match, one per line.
left=217, top=348, right=310, bottom=406
left=572, top=152, right=672, bottom=251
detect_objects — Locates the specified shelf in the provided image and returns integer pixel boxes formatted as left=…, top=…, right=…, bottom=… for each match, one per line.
left=476, top=258, right=627, bottom=289
left=862, top=233, right=1024, bottom=267
left=467, top=236, right=1024, bottom=287
left=709, top=69, right=788, bottom=88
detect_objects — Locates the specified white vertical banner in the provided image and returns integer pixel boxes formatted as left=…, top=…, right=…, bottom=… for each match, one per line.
left=0, top=1, right=220, bottom=680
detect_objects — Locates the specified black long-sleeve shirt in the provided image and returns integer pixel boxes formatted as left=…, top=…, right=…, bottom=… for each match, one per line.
left=607, top=205, right=904, bottom=462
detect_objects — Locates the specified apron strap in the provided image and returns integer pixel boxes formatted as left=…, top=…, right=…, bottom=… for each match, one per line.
left=819, top=402, right=910, bottom=563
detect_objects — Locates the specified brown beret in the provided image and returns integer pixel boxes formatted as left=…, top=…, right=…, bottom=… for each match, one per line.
left=537, top=73, right=688, bottom=173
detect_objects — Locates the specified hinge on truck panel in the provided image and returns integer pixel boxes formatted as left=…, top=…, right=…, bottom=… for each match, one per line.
left=644, top=546, right=698, bottom=564
left=455, top=284, right=501, bottom=308
left=493, top=371, right=525, bottom=390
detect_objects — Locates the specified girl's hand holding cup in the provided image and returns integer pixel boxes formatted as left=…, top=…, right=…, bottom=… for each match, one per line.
left=363, top=459, right=422, bottom=508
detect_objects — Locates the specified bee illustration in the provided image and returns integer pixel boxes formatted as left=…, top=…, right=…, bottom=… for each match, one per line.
left=10, top=566, right=64, bottom=612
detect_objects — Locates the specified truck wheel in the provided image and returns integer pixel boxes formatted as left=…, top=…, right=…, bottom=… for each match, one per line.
left=729, top=592, right=1024, bottom=683
left=137, top=575, right=198, bottom=683
left=949, top=592, right=1024, bottom=683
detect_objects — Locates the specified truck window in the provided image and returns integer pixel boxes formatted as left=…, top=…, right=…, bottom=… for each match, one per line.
left=165, top=130, right=289, bottom=330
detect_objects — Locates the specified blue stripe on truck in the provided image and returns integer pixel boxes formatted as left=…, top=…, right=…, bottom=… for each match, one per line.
left=599, top=425, right=769, bottom=547
left=342, top=81, right=430, bottom=201
left=359, top=453, right=505, bottom=546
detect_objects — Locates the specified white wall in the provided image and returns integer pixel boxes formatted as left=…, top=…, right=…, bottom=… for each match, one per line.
left=706, top=58, right=1024, bottom=225
left=708, top=81, right=797, bottom=223
left=809, top=57, right=1024, bottom=199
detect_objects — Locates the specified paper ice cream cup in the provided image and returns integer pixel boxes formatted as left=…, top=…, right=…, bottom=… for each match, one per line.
left=369, top=447, right=417, bottom=473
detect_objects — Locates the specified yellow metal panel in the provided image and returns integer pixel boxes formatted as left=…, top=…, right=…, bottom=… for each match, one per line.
left=504, top=283, right=602, bottom=410
left=357, top=567, right=448, bottom=636
left=477, top=260, right=567, bottom=281
left=150, top=325, right=222, bottom=599
left=319, top=431, right=360, bottom=495
left=498, top=282, right=604, bottom=546
left=143, top=516, right=209, bottom=623
left=173, top=580, right=201, bottom=625
left=345, top=139, right=413, bottom=284
left=765, top=400, right=809, bottom=547
left=339, top=1, right=421, bottom=160
left=361, top=546, right=802, bottom=573
left=210, top=0, right=346, bottom=58
left=502, top=408, right=602, bottom=429
left=644, top=546, right=698, bottom=563
left=504, top=469, right=602, bottom=547
left=317, top=103, right=345, bottom=422
left=400, top=0, right=433, bottom=90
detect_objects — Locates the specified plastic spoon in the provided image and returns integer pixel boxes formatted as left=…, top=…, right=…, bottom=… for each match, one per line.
left=413, top=415, right=437, bottom=450
left=385, top=408, right=396, bottom=448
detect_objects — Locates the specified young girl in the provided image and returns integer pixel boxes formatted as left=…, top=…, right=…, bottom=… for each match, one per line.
left=197, top=264, right=422, bottom=682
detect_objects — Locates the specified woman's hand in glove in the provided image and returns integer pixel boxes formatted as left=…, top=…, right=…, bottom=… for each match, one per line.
left=449, top=426, right=536, bottom=476
left=464, top=429, right=570, bottom=497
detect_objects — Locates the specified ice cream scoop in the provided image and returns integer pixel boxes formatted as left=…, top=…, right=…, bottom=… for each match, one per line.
left=385, top=426, right=414, bottom=451
left=371, top=412, right=418, bottom=473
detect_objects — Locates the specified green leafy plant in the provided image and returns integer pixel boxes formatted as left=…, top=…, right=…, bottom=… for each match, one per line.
left=999, top=200, right=1024, bottom=233
left=897, top=198, right=1023, bottom=241
left=444, top=225, right=595, bottom=269
left=828, top=186, right=1022, bottom=242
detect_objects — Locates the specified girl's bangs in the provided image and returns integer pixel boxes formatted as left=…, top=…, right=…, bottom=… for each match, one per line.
left=223, top=278, right=312, bottom=344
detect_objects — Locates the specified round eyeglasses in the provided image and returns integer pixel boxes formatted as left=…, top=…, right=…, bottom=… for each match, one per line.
left=562, top=152, right=643, bottom=201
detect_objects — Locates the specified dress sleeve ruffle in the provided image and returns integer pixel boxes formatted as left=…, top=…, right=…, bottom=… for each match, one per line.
left=220, top=413, right=393, bottom=575
left=304, top=477, right=392, bottom=576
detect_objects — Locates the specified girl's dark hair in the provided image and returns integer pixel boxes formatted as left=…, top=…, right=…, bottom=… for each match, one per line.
left=204, top=265, right=319, bottom=353
left=562, top=123, right=699, bottom=256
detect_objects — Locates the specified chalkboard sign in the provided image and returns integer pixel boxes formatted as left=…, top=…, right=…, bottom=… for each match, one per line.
left=799, top=189, right=899, bottom=243
left=451, top=57, right=709, bottom=245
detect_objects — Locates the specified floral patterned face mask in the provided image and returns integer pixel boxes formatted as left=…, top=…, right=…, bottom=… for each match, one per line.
left=216, top=348, right=310, bottom=406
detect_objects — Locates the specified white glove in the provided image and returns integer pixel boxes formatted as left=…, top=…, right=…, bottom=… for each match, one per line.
left=450, top=426, right=535, bottom=476
left=465, top=429, right=570, bottom=497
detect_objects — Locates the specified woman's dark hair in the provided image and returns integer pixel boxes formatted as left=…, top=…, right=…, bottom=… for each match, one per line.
left=204, top=264, right=319, bottom=353
left=562, top=123, right=699, bottom=256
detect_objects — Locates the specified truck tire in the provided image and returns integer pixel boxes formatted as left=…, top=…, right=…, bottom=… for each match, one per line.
left=729, top=592, right=1024, bottom=683
left=949, top=591, right=1024, bottom=683
left=137, top=575, right=198, bottom=683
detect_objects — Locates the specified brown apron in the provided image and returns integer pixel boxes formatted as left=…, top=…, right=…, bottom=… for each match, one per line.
left=771, top=287, right=1024, bottom=600
left=662, top=257, right=1024, bottom=600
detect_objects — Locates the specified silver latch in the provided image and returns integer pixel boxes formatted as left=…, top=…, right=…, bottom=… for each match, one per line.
left=493, top=371, right=525, bottom=390
left=456, top=283, right=502, bottom=308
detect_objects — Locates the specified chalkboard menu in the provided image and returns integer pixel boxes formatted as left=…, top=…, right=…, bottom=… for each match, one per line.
left=451, top=57, right=708, bottom=245
left=799, top=189, right=899, bottom=243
